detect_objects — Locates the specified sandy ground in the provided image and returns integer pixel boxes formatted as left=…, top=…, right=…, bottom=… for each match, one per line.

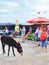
left=0, top=38, right=49, bottom=65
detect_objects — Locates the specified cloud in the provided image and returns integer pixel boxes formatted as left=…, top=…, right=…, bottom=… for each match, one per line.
left=0, top=1, right=20, bottom=12
left=0, top=8, right=11, bottom=12
left=0, top=1, right=20, bottom=8
left=3, top=2, right=20, bottom=8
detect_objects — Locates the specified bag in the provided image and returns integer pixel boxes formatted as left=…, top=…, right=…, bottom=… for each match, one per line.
left=40, top=32, right=47, bottom=41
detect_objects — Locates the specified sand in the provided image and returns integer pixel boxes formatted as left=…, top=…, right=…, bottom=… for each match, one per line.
left=0, top=38, right=49, bottom=65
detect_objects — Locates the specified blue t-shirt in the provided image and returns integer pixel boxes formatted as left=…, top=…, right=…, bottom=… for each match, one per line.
left=21, top=28, right=26, bottom=35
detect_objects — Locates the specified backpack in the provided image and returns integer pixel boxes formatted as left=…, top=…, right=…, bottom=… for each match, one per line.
left=40, top=32, right=47, bottom=41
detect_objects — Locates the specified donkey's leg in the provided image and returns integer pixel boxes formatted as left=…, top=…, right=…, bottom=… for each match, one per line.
left=12, top=47, right=15, bottom=56
left=8, top=46, right=10, bottom=56
left=2, top=43, right=5, bottom=54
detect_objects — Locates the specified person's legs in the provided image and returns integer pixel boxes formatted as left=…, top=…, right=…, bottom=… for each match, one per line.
left=41, top=41, right=45, bottom=51
left=21, top=34, right=25, bottom=43
left=45, top=41, right=47, bottom=52
left=25, top=33, right=29, bottom=39
left=37, top=38, right=41, bottom=46
left=42, top=40, right=47, bottom=52
left=21, top=32, right=30, bottom=43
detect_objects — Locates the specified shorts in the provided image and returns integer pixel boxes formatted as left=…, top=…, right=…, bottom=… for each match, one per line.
left=42, top=40, right=47, bottom=47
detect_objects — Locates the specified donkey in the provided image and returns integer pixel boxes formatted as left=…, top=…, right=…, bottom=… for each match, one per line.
left=1, top=35, right=23, bottom=56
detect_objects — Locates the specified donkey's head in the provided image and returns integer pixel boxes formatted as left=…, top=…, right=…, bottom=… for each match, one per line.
left=16, top=42, right=23, bottom=55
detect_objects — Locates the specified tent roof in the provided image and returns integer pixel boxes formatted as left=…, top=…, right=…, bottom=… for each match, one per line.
left=0, top=23, right=15, bottom=26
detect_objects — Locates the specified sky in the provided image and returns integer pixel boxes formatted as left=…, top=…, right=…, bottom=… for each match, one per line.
left=0, top=0, right=49, bottom=24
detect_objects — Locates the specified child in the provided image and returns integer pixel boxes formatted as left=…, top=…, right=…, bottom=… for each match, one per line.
left=40, top=27, right=48, bottom=52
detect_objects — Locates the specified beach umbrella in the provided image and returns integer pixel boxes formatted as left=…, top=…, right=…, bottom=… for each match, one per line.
left=27, top=20, right=36, bottom=24
left=27, top=17, right=49, bottom=24
left=32, top=17, right=49, bottom=24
